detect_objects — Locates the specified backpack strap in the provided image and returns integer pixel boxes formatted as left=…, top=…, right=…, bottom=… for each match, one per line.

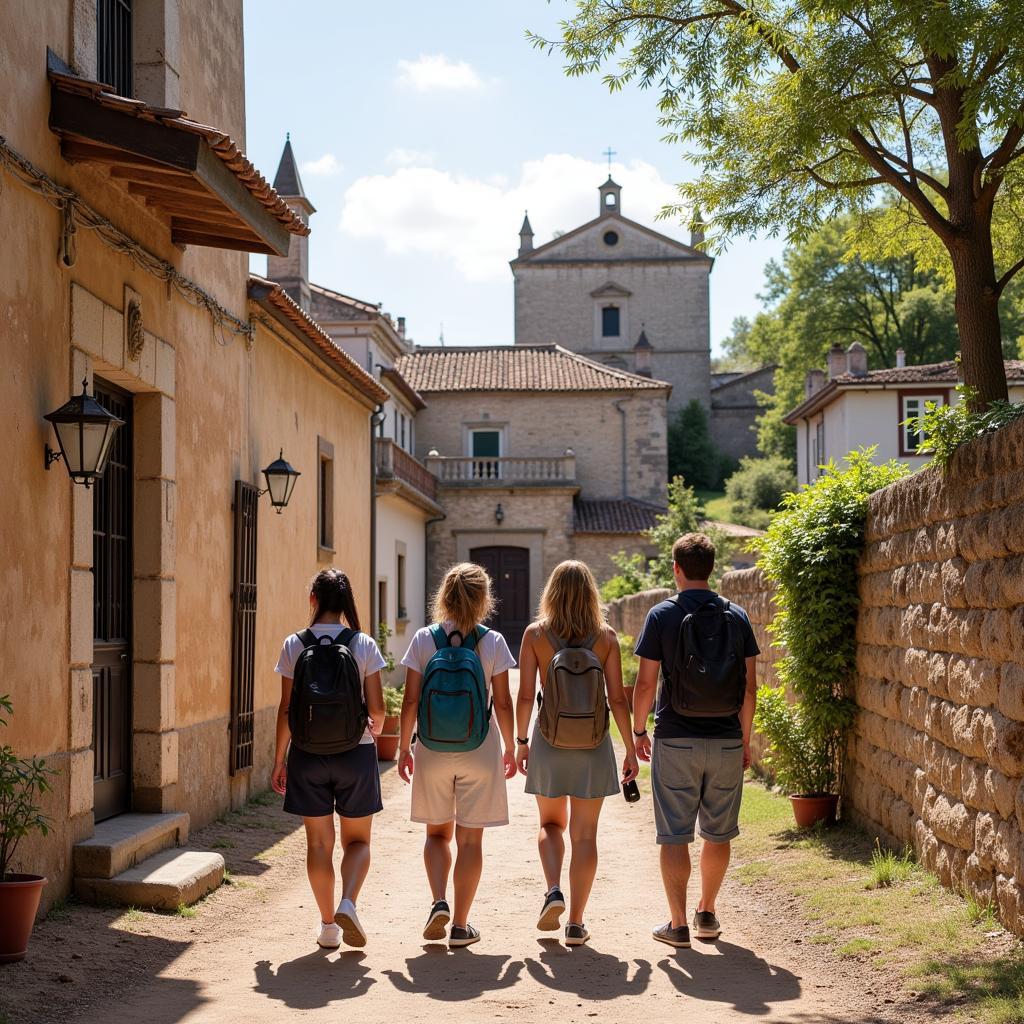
left=544, top=628, right=566, bottom=652
left=297, top=628, right=320, bottom=649
left=334, top=626, right=357, bottom=649
left=430, top=624, right=450, bottom=651
left=461, top=626, right=485, bottom=653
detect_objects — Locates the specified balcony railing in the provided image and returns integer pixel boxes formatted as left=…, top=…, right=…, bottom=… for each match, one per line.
left=375, top=439, right=438, bottom=502
left=424, top=454, right=576, bottom=485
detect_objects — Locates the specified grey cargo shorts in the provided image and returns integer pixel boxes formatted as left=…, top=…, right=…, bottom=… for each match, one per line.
left=651, top=737, right=745, bottom=844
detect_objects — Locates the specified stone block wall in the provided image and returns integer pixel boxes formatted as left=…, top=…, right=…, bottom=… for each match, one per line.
left=717, top=416, right=1024, bottom=934
left=604, top=588, right=672, bottom=641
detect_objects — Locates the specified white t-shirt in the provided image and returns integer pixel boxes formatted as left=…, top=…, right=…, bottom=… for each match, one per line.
left=275, top=623, right=387, bottom=745
left=400, top=622, right=516, bottom=694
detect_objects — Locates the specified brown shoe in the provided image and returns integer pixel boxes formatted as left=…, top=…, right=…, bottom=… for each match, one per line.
left=653, top=922, right=691, bottom=948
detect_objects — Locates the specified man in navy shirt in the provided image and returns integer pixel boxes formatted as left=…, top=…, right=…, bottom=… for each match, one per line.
left=632, top=533, right=759, bottom=949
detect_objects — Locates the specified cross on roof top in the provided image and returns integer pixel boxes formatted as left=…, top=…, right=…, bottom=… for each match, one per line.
left=603, top=146, right=616, bottom=173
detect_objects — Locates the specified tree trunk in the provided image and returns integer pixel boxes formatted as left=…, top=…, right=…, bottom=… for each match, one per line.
left=949, top=222, right=1009, bottom=409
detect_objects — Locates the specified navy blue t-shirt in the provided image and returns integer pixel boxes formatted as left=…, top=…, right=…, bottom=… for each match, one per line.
left=634, top=589, right=760, bottom=740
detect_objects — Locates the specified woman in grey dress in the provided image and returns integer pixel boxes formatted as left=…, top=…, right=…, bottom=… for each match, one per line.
left=515, top=560, right=638, bottom=946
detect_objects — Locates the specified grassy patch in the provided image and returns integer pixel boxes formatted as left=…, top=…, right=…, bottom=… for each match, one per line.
left=695, top=489, right=732, bottom=523
left=113, top=906, right=145, bottom=928
left=47, top=898, right=74, bottom=921
left=210, top=838, right=235, bottom=850
left=735, top=779, right=1024, bottom=1021
left=175, top=902, right=197, bottom=919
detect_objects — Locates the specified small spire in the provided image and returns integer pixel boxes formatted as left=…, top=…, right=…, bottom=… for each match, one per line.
left=520, top=211, right=533, bottom=235
left=518, top=211, right=534, bottom=256
left=272, top=137, right=314, bottom=213
left=690, top=207, right=705, bottom=250
left=633, top=323, right=653, bottom=350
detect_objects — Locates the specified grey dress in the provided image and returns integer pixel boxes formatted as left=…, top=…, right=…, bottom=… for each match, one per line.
left=524, top=723, right=620, bottom=800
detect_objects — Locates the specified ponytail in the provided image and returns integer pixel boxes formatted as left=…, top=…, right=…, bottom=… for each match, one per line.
left=309, top=568, right=362, bottom=632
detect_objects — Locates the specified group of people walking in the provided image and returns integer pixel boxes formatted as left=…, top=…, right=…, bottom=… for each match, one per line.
left=271, top=532, right=759, bottom=953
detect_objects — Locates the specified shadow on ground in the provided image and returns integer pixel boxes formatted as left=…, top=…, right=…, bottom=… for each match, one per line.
left=383, top=944, right=524, bottom=1000
left=253, top=950, right=376, bottom=1008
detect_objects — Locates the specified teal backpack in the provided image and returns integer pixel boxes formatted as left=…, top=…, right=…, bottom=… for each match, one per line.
left=416, top=625, right=491, bottom=752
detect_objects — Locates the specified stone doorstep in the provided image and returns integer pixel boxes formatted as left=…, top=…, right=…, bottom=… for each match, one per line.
left=73, top=811, right=190, bottom=880
left=74, top=849, right=224, bottom=911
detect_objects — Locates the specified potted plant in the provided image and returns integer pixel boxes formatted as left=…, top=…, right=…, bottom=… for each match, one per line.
left=753, top=686, right=845, bottom=827
left=375, top=686, right=404, bottom=762
left=618, top=634, right=639, bottom=710
left=0, top=695, right=55, bottom=962
left=376, top=620, right=397, bottom=687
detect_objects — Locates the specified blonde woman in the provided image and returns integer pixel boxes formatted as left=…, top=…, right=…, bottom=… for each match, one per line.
left=398, top=563, right=517, bottom=948
left=516, top=560, right=638, bottom=946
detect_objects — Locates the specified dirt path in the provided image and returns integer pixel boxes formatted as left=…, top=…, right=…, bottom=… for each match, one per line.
left=4, top=676, right=928, bottom=1024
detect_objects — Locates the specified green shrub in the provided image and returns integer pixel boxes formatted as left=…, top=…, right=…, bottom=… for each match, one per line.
left=753, top=686, right=839, bottom=795
left=756, top=449, right=908, bottom=798
left=906, top=385, right=1024, bottom=468
left=599, top=477, right=733, bottom=600
left=724, top=456, right=797, bottom=529
left=618, top=634, right=639, bottom=688
left=382, top=686, right=404, bottom=717
left=867, top=841, right=915, bottom=889
left=668, top=399, right=720, bottom=489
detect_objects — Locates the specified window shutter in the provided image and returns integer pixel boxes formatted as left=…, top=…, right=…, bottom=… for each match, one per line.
left=230, top=480, right=259, bottom=774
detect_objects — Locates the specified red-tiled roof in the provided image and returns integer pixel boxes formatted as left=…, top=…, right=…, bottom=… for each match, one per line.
left=785, top=359, right=1024, bottom=423
left=248, top=276, right=388, bottom=406
left=397, top=345, right=670, bottom=393
left=573, top=498, right=666, bottom=534
left=48, top=66, right=308, bottom=240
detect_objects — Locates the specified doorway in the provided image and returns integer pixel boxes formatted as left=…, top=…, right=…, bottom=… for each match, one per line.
left=470, top=546, right=530, bottom=653
left=92, top=379, right=133, bottom=822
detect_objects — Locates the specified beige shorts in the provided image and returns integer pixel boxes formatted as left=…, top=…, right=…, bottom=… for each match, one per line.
left=410, top=726, right=509, bottom=828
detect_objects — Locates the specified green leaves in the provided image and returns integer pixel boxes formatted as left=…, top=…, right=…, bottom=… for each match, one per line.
left=0, top=695, right=57, bottom=880
left=755, top=449, right=907, bottom=795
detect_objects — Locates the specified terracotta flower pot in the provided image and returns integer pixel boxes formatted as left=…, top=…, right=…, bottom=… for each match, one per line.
left=0, top=874, right=46, bottom=963
left=790, top=794, right=839, bottom=829
left=375, top=733, right=400, bottom=762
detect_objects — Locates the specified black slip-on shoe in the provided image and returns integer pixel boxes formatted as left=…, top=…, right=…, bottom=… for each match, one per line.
left=653, top=922, right=691, bottom=948
left=448, top=924, right=480, bottom=948
left=537, top=888, right=566, bottom=931
left=565, top=923, right=590, bottom=947
left=423, top=899, right=451, bottom=941
left=693, top=909, right=722, bottom=940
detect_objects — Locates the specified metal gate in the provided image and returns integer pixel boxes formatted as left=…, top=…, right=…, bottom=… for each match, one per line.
left=92, top=380, right=133, bottom=821
left=230, top=480, right=259, bottom=774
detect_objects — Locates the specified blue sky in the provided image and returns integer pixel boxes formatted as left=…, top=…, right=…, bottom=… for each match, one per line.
left=242, top=0, right=785, bottom=354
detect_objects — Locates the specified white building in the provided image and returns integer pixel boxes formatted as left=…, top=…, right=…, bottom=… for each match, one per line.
left=785, top=342, right=1024, bottom=486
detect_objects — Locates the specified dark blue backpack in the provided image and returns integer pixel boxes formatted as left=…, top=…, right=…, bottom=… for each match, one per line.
left=416, top=626, right=491, bottom=752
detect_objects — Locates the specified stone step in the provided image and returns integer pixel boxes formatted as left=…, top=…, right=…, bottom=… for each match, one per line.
left=75, top=849, right=224, bottom=911
left=73, top=812, right=190, bottom=880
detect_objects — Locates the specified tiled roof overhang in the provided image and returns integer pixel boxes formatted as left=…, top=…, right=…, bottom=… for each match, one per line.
left=47, top=52, right=308, bottom=256
left=248, top=276, right=389, bottom=407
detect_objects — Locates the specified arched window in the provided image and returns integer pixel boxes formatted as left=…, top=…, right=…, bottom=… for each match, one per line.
left=602, top=305, right=620, bottom=337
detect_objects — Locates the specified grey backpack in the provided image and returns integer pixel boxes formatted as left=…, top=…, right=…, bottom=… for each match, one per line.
left=537, top=631, right=609, bottom=749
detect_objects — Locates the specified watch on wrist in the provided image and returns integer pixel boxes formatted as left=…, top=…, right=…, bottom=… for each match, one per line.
left=633, top=728, right=648, bottom=738
left=516, top=737, right=529, bottom=746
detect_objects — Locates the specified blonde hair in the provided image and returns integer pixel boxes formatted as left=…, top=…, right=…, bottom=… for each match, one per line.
left=432, top=562, right=495, bottom=636
left=539, top=560, right=605, bottom=643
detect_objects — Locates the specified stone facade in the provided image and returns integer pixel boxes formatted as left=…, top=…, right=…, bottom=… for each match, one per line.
left=718, top=417, right=1024, bottom=934
left=512, top=184, right=712, bottom=416
left=710, top=366, right=776, bottom=462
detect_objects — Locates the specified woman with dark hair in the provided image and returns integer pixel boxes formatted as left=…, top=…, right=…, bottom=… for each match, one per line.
left=272, top=569, right=386, bottom=950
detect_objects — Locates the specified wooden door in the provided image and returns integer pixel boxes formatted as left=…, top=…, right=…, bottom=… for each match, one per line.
left=92, top=381, right=133, bottom=822
left=470, top=546, right=530, bottom=653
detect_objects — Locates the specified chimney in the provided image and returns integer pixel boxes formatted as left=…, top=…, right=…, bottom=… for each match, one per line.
left=397, top=316, right=406, bottom=339
left=827, top=344, right=847, bottom=379
left=633, top=325, right=653, bottom=376
left=846, top=341, right=868, bottom=376
left=895, top=348, right=906, bottom=368
left=805, top=368, right=826, bottom=398
left=267, top=136, right=316, bottom=311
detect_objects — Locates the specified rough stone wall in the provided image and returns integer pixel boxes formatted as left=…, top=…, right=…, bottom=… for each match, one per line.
left=604, top=588, right=672, bottom=642
left=718, top=418, right=1024, bottom=933
left=572, top=535, right=658, bottom=587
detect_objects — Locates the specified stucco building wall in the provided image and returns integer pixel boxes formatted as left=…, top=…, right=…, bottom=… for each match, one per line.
left=376, top=491, right=430, bottom=654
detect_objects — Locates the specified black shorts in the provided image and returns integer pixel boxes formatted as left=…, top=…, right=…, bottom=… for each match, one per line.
left=284, top=742, right=383, bottom=819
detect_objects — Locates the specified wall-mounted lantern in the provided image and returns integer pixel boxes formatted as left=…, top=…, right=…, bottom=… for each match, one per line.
left=261, top=449, right=301, bottom=514
left=494, top=503, right=505, bottom=525
left=44, top=380, right=124, bottom=486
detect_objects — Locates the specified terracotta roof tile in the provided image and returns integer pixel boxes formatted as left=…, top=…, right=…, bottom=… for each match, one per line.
left=573, top=498, right=666, bottom=534
left=832, top=360, right=1024, bottom=386
left=248, top=276, right=388, bottom=405
left=48, top=66, right=308, bottom=237
left=396, top=345, right=670, bottom=393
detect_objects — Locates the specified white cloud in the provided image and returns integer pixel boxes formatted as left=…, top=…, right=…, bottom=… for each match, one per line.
left=395, top=54, right=484, bottom=93
left=340, top=154, right=685, bottom=283
left=386, top=147, right=435, bottom=167
left=301, top=153, right=342, bottom=176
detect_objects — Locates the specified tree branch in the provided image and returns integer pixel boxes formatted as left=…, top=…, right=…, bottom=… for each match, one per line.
left=996, top=256, right=1024, bottom=296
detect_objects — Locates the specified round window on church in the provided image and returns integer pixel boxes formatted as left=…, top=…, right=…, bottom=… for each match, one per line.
left=603, top=230, right=619, bottom=246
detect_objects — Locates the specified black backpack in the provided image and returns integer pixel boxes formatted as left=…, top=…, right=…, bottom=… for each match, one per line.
left=667, top=597, right=746, bottom=717
left=288, top=628, right=368, bottom=754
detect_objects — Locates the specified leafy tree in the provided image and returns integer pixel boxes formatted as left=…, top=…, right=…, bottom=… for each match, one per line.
left=724, top=455, right=797, bottom=529
left=539, top=1, right=1024, bottom=408
left=667, top=399, right=719, bottom=489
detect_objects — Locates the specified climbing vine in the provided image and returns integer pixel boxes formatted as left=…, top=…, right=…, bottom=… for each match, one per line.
left=755, top=449, right=907, bottom=796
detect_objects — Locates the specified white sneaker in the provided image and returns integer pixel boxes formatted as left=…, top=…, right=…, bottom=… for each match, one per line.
left=334, top=898, right=367, bottom=947
left=317, top=921, right=342, bottom=949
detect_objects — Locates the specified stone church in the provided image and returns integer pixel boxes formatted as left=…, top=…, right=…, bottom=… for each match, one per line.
left=511, top=177, right=772, bottom=462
